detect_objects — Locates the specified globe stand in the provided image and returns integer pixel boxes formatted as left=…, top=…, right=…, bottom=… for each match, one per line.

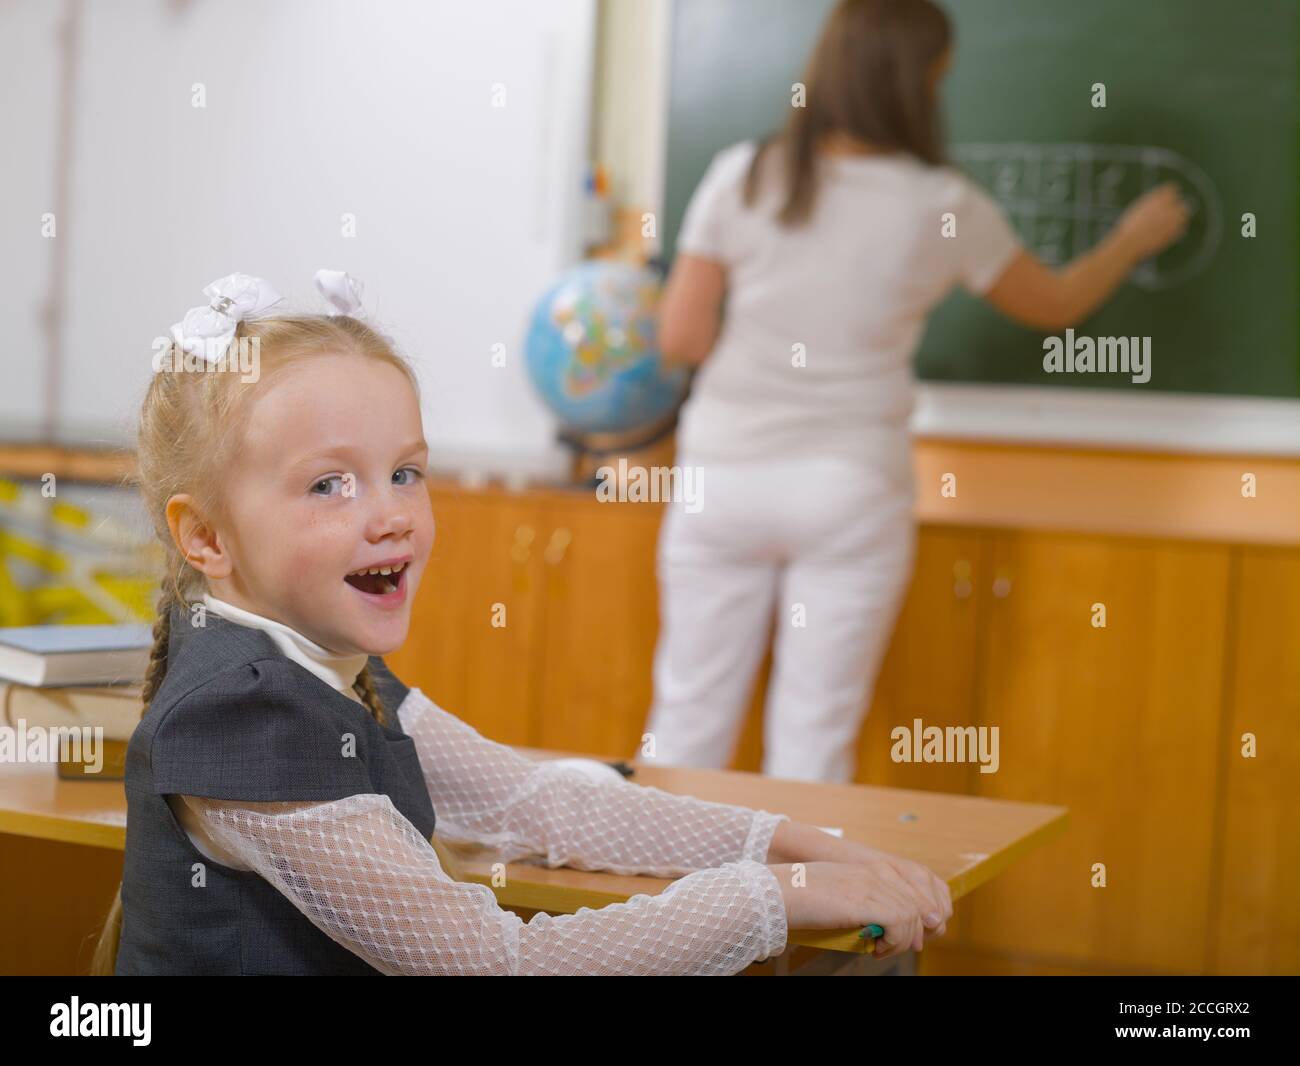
left=558, top=408, right=681, bottom=488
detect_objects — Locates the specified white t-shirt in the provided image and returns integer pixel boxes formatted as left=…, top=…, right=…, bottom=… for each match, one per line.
left=672, top=139, right=1022, bottom=469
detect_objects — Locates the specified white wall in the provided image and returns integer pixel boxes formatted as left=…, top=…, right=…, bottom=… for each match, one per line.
left=592, top=0, right=671, bottom=241
left=0, top=1, right=64, bottom=441
left=1, top=0, right=596, bottom=477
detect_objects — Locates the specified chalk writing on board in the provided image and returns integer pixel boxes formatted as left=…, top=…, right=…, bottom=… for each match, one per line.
left=952, top=143, right=1222, bottom=290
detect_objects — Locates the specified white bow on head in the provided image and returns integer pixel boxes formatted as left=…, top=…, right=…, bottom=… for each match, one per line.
left=314, top=269, right=365, bottom=317
left=169, top=272, right=284, bottom=364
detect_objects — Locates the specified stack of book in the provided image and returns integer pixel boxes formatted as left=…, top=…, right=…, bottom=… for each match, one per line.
left=0, top=624, right=152, bottom=781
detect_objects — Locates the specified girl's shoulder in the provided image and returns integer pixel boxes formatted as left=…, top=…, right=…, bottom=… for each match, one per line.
left=146, top=657, right=378, bottom=802
left=132, top=613, right=392, bottom=802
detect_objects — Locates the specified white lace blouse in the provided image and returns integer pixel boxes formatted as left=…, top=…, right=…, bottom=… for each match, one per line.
left=168, top=595, right=792, bottom=975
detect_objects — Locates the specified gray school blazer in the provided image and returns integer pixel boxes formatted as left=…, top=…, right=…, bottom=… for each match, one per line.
left=115, top=604, right=438, bottom=975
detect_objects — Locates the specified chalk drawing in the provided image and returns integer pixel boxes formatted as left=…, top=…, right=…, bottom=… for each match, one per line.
left=953, top=142, right=1222, bottom=290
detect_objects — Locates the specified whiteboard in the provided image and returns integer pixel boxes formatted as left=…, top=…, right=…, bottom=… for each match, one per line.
left=1, top=0, right=594, bottom=476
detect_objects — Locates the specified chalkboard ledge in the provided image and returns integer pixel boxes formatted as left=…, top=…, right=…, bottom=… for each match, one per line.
left=911, top=384, right=1300, bottom=458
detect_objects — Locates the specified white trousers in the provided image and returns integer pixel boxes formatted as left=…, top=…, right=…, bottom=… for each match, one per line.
left=644, top=454, right=916, bottom=783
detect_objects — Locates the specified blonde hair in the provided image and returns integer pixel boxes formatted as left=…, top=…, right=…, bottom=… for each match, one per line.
left=92, top=313, right=467, bottom=975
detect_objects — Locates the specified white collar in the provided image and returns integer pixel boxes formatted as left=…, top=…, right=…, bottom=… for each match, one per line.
left=201, top=593, right=369, bottom=701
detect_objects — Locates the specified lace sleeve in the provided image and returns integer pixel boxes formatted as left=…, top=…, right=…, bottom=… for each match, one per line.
left=181, top=794, right=787, bottom=976
left=398, top=688, right=790, bottom=875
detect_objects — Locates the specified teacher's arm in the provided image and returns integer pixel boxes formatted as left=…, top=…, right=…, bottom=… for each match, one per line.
left=658, top=253, right=727, bottom=369
left=982, top=181, right=1190, bottom=331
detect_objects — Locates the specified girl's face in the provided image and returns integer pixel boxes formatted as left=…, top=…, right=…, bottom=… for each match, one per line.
left=208, top=353, right=434, bottom=656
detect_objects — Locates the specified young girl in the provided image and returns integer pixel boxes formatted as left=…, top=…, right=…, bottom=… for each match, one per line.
left=644, top=0, right=1189, bottom=782
left=92, top=269, right=952, bottom=976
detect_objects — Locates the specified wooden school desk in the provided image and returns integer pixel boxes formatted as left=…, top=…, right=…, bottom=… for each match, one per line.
left=0, top=751, right=1066, bottom=976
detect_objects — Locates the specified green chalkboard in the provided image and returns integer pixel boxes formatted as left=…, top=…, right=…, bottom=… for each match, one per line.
left=664, top=0, right=1298, bottom=398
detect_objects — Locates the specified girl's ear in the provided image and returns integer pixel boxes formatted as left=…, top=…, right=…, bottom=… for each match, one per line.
left=165, top=494, right=232, bottom=579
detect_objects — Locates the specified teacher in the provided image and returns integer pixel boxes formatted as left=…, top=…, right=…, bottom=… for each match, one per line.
left=642, top=0, right=1188, bottom=782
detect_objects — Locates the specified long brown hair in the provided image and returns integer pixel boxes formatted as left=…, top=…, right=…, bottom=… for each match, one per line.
left=743, top=0, right=953, bottom=225
left=92, top=313, right=468, bottom=975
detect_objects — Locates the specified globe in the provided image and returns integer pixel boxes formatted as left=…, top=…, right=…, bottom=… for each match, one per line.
left=524, top=259, right=689, bottom=435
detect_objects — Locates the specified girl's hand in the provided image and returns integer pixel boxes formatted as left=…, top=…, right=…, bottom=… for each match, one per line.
left=1116, top=181, right=1191, bottom=259
left=767, top=822, right=953, bottom=941
left=767, top=859, right=944, bottom=961
left=833, top=842, right=953, bottom=937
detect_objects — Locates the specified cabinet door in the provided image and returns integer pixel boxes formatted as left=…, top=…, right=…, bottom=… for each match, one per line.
left=387, top=486, right=545, bottom=747
left=1213, top=547, right=1300, bottom=975
left=969, top=531, right=1230, bottom=973
left=856, top=526, right=989, bottom=794
left=534, top=494, right=664, bottom=757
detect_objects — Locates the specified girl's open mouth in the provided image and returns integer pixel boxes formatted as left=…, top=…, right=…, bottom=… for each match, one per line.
left=344, top=561, right=409, bottom=601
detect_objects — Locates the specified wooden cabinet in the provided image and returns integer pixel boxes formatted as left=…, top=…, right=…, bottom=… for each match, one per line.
left=856, top=526, right=989, bottom=796
left=389, top=483, right=666, bottom=755
left=1212, top=547, right=1300, bottom=975
left=387, top=488, right=545, bottom=745
left=966, top=532, right=1231, bottom=973
left=533, top=493, right=663, bottom=756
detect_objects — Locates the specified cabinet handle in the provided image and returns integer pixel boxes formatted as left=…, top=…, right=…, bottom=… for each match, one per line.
left=952, top=559, right=972, bottom=599
left=510, top=524, right=534, bottom=564
left=992, top=575, right=1012, bottom=599
left=544, top=527, right=572, bottom=566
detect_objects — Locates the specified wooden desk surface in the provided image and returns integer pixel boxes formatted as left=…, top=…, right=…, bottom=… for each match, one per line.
left=0, top=752, right=1066, bottom=955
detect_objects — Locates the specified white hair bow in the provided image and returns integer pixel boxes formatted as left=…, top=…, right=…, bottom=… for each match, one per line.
left=314, top=269, right=365, bottom=317
left=169, top=272, right=284, bottom=364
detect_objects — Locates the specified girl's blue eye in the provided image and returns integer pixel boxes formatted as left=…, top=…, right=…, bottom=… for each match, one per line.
left=311, top=476, right=343, bottom=496
left=393, top=467, right=423, bottom=486
left=309, top=467, right=421, bottom=496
